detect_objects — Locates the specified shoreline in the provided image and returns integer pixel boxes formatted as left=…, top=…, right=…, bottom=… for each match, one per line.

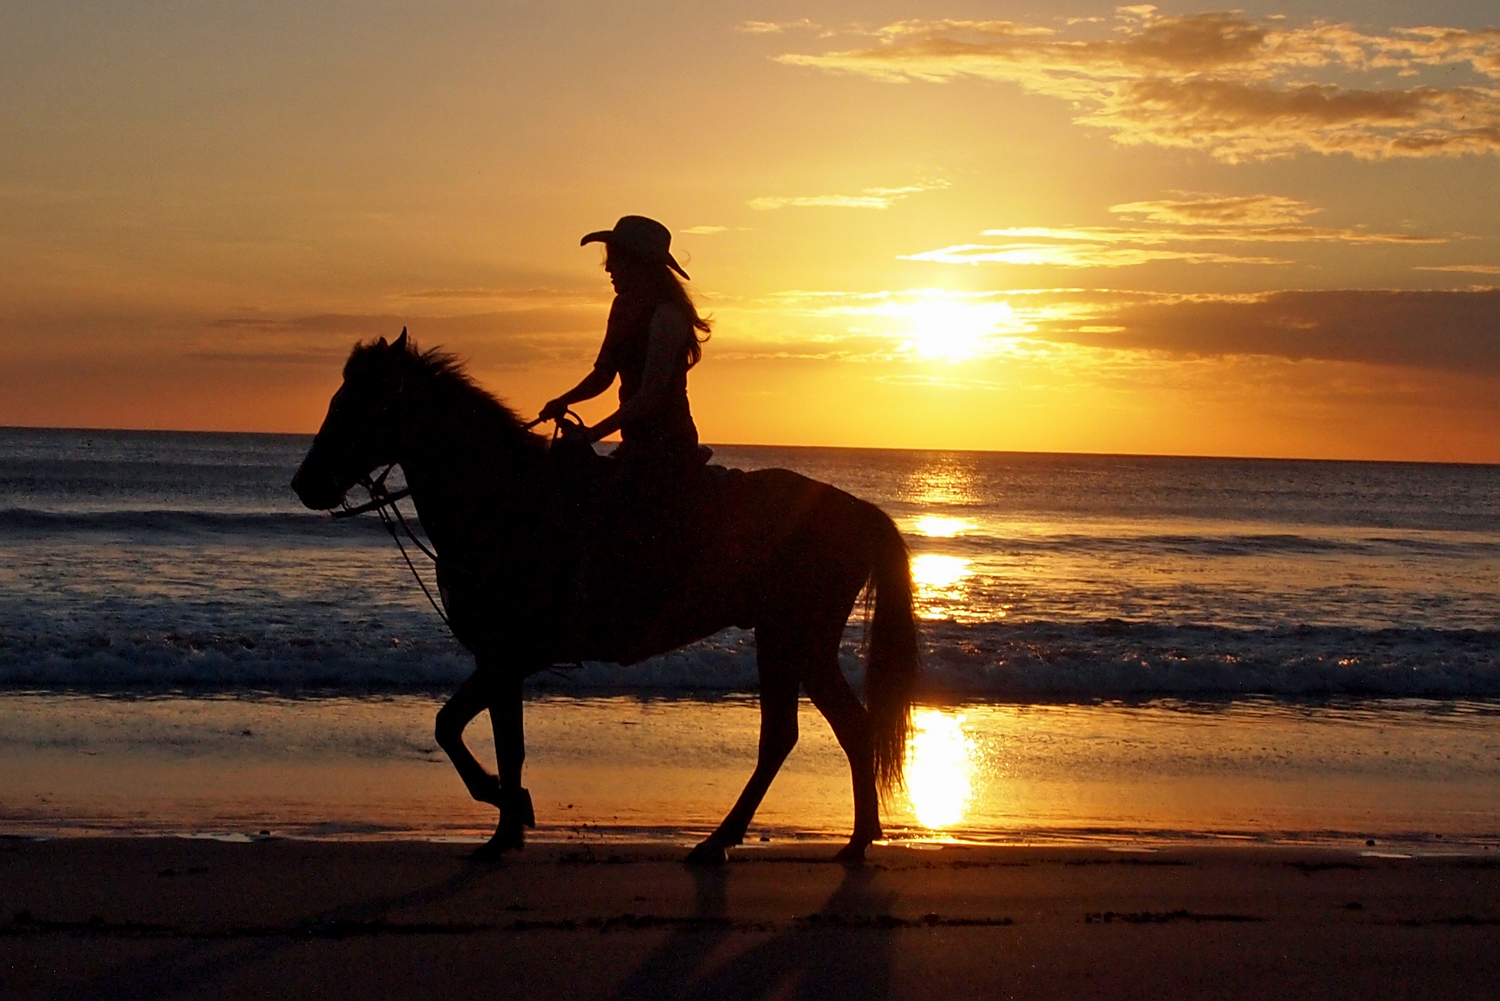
left=6, top=839, right=1500, bottom=999
left=8, top=693, right=1500, bottom=851
left=4, top=826, right=1498, bottom=856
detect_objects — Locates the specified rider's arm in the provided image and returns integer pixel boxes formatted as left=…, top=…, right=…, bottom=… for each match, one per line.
left=586, top=304, right=692, bottom=443
left=540, top=364, right=615, bottom=421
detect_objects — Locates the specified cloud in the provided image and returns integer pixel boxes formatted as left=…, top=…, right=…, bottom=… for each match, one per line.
left=194, top=306, right=608, bottom=372
left=982, top=224, right=1441, bottom=245
left=1040, top=287, right=1500, bottom=372
left=680, top=225, right=730, bottom=234
left=773, top=11, right=1500, bottom=160
left=875, top=373, right=1008, bottom=391
left=749, top=180, right=950, bottom=210
left=1415, top=264, right=1500, bottom=274
left=737, top=19, right=821, bottom=34
left=1096, top=192, right=1445, bottom=242
left=723, top=285, right=1500, bottom=374
left=397, top=287, right=602, bottom=305
left=898, top=243, right=1287, bottom=266
left=1110, top=193, right=1318, bottom=226
left=899, top=192, right=1447, bottom=268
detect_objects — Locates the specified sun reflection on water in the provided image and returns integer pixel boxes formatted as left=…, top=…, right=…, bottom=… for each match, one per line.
left=912, top=514, right=974, bottom=538
left=902, top=461, right=979, bottom=507
left=904, top=709, right=978, bottom=829
left=910, top=553, right=972, bottom=593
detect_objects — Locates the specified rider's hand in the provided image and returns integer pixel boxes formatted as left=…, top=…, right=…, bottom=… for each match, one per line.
left=538, top=398, right=568, bottom=422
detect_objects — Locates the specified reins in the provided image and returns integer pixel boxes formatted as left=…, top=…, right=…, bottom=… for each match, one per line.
left=329, top=410, right=586, bottom=635
left=336, top=464, right=449, bottom=628
left=522, top=408, right=587, bottom=441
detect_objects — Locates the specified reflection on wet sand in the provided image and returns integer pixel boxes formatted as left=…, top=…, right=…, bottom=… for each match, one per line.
left=904, top=709, right=978, bottom=830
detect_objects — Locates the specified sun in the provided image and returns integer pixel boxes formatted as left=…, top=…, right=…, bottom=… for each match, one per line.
left=905, top=296, right=1015, bottom=362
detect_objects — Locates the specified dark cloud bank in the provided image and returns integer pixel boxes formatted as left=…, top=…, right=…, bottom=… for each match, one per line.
left=1061, top=288, right=1500, bottom=372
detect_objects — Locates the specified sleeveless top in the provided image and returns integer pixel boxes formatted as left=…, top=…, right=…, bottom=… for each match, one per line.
left=595, top=291, right=699, bottom=460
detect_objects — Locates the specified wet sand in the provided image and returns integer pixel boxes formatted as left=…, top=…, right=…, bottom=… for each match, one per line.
left=5, top=839, right=1500, bottom=999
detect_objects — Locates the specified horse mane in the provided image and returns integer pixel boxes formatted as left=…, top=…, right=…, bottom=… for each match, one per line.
left=345, top=336, right=543, bottom=454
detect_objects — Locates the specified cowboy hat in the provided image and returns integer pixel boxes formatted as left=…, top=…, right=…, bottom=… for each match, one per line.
left=580, top=215, right=690, bottom=280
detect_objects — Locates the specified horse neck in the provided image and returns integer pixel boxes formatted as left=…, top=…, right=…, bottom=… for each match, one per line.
left=395, top=392, right=542, bottom=561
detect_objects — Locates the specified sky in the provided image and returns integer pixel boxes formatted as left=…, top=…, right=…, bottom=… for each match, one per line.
left=2, top=0, right=1498, bottom=460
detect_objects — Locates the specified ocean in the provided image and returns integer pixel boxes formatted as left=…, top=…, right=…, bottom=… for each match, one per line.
left=3, top=426, right=1499, bottom=848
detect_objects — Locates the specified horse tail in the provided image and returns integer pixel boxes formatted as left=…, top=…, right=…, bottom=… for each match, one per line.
left=862, top=504, right=921, bottom=797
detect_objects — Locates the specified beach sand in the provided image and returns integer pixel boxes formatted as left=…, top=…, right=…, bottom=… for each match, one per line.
left=5, top=839, right=1500, bottom=999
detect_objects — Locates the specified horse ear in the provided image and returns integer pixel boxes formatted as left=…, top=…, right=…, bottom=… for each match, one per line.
left=376, top=337, right=388, bottom=349
left=394, top=328, right=408, bottom=352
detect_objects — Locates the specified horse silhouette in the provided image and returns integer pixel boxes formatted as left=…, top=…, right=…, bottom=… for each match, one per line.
left=291, top=332, right=920, bottom=862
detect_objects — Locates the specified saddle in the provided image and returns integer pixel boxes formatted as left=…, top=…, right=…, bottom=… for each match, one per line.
left=541, top=436, right=737, bottom=660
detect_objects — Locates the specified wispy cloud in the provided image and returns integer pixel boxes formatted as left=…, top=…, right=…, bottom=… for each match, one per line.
left=749, top=180, right=950, bottom=210
left=197, top=307, right=610, bottom=369
left=984, top=224, right=1443, bottom=246
left=982, top=225, right=1441, bottom=245
left=1415, top=263, right=1500, bottom=274
left=737, top=19, right=822, bottom=35
left=774, top=10, right=1500, bottom=161
left=899, top=192, right=1446, bottom=267
left=680, top=225, right=730, bottom=234
left=720, top=285, right=1500, bottom=374
left=899, top=243, right=1288, bottom=266
left=398, top=287, right=602, bottom=305
left=1110, top=193, right=1317, bottom=226
left=1053, top=288, right=1500, bottom=372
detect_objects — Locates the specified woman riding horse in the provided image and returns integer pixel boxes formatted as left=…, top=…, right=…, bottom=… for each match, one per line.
left=539, top=215, right=710, bottom=481
left=290, top=227, right=920, bottom=863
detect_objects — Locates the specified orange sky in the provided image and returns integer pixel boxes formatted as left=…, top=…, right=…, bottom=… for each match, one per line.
left=2, top=1, right=1498, bottom=460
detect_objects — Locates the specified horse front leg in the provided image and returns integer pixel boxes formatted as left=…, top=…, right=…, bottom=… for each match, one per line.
left=481, top=671, right=534, bottom=855
left=435, top=669, right=503, bottom=808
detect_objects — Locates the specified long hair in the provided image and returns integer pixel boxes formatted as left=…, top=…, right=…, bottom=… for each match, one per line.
left=607, top=245, right=712, bottom=369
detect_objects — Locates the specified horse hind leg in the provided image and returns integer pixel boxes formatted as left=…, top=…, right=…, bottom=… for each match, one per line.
left=687, top=653, right=800, bottom=865
left=802, top=651, right=882, bottom=863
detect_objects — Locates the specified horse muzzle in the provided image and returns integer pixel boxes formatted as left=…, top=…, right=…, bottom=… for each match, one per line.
left=291, top=460, right=349, bottom=511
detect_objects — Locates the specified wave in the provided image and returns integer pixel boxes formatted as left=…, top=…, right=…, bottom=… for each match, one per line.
left=0, top=508, right=393, bottom=541
left=919, top=531, right=1500, bottom=560
left=914, top=620, right=1500, bottom=698
left=3, top=619, right=1497, bottom=699
left=9, top=506, right=1494, bottom=565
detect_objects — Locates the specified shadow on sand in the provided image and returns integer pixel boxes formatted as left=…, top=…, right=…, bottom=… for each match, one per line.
left=609, top=862, right=894, bottom=1001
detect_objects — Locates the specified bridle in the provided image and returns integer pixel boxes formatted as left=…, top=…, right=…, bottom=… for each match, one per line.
left=329, top=409, right=587, bottom=630
left=336, top=463, right=448, bottom=627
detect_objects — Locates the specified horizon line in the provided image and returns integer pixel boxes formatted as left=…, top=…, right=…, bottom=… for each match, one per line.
left=3, top=424, right=1496, bottom=469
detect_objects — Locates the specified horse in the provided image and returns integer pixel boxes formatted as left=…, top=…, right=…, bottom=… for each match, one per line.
left=290, top=331, right=921, bottom=862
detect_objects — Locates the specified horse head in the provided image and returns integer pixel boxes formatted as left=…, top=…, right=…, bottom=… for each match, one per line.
left=292, top=329, right=415, bottom=510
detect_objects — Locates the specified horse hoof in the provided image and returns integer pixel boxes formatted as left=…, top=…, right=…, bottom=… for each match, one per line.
left=832, top=842, right=869, bottom=865
left=686, top=841, right=729, bottom=865
left=471, top=828, right=525, bottom=861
